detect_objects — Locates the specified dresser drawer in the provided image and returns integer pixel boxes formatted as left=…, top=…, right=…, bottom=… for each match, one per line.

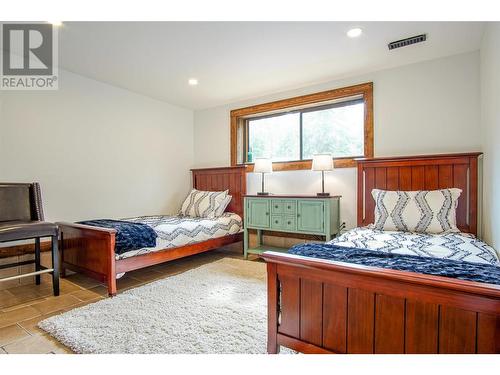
left=271, top=215, right=284, bottom=230
left=271, top=200, right=296, bottom=215
left=271, top=200, right=284, bottom=214
left=283, top=201, right=296, bottom=215
left=271, top=215, right=296, bottom=231
left=283, top=215, right=296, bottom=231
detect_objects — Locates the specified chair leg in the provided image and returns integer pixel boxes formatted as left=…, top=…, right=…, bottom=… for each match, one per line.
left=51, top=235, right=60, bottom=296
left=59, top=232, right=66, bottom=278
left=34, top=238, right=41, bottom=285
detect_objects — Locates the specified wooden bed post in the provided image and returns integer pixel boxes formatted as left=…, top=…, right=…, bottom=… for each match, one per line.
left=107, top=234, right=117, bottom=296
left=267, top=262, right=280, bottom=354
left=107, top=278, right=117, bottom=296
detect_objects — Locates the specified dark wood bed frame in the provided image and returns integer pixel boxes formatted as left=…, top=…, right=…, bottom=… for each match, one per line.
left=58, top=166, right=246, bottom=296
left=262, top=152, right=500, bottom=354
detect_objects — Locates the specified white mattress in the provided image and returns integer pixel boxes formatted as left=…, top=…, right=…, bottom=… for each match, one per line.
left=117, top=212, right=243, bottom=260
left=327, top=227, right=499, bottom=266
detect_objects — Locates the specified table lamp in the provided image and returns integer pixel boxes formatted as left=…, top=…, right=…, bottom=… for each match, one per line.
left=312, top=153, right=333, bottom=196
left=254, top=158, right=273, bottom=195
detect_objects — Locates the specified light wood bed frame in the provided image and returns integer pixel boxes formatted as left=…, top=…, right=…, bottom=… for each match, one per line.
left=262, top=152, right=500, bottom=354
left=58, top=166, right=246, bottom=296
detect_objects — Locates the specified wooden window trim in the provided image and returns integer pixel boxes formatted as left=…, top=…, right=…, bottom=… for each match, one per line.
left=230, top=82, right=374, bottom=171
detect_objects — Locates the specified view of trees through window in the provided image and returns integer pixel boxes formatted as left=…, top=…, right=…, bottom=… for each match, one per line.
left=247, top=99, right=364, bottom=162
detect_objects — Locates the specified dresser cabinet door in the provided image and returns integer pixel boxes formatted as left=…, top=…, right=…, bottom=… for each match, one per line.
left=297, top=200, right=325, bottom=233
left=246, top=199, right=270, bottom=228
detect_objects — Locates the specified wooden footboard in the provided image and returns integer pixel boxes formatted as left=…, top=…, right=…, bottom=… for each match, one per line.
left=262, top=251, right=500, bottom=354
left=58, top=222, right=117, bottom=295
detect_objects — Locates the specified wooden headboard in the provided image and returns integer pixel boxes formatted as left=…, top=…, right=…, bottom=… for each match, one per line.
left=190, top=166, right=247, bottom=218
left=357, top=152, right=482, bottom=235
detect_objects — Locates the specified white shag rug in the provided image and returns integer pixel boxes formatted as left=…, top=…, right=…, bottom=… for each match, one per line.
left=39, top=258, right=289, bottom=354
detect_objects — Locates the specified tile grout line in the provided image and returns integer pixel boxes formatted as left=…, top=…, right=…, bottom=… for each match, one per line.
left=1, top=298, right=49, bottom=313
left=17, top=322, right=35, bottom=337
left=0, top=325, right=30, bottom=348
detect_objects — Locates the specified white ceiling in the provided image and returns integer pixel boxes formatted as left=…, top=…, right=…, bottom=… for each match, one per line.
left=57, top=22, right=485, bottom=110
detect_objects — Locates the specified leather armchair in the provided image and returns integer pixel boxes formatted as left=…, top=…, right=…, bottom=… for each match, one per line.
left=0, top=183, right=59, bottom=296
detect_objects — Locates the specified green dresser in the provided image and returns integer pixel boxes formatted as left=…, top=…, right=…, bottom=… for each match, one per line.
left=243, top=195, right=341, bottom=259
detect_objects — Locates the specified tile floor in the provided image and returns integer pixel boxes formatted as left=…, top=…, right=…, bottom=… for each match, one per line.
left=0, top=244, right=253, bottom=354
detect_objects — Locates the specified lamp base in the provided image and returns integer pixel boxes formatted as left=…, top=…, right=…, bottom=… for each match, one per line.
left=257, top=192, right=270, bottom=196
left=316, top=192, right=330, bottom=197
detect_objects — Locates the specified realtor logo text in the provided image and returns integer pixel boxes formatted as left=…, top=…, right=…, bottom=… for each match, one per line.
left=1, top=22, right=58, bottom=90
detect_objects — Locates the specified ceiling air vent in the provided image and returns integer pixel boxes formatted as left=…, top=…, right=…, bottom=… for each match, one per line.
left=388, top=34, right=427, bottom=50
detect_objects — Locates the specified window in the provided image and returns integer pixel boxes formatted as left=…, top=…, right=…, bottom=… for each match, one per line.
left=247, top=99, right=364, bottom=162
left=231, top=82, right=373, bottom=170
left=248, top=112, right=301, bottom=162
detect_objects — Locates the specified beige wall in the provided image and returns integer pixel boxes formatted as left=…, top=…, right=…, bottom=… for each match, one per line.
left=194, top=52, right=481, bottom=231
left=0, top=69, right=194, bottom=222
left=480, top=23, right=500, bottom=249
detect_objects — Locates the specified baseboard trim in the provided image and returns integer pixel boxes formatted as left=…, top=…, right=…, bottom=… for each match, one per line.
left=0, top=241, right=52, bottom=259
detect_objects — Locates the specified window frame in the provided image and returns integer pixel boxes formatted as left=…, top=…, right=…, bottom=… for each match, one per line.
left=245, top=97, right=365, bottom=163
left=230, top=82, right=373, bottom=171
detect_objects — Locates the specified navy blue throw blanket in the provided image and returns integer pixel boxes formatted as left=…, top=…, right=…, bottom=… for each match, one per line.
left=288, top=243, right=500, bottom=285
left=77, top=219, right=157, bottom=255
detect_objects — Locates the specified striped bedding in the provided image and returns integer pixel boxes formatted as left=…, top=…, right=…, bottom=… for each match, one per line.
left=117, top=212, right=242, bottom=260
left=326, top=227, right=499, bottom=266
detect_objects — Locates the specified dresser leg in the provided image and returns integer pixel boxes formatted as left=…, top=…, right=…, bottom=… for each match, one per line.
left=243, top=228, right=249, bottom=260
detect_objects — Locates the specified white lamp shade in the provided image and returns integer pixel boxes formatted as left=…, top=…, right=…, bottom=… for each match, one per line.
left=254, top=158, right=273, bottom=173
left=312, top=154, right=334, bottom=171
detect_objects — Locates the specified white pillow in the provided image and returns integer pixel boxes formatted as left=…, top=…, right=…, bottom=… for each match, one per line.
left=214, top=195, right=232, bottom=217
left=371, top=188, right=462, bottom=234
left=180, top=189, right=228, bottom=219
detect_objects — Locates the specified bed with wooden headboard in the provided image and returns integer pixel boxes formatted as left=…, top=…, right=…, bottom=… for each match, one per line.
left=58, top=166, right=246, bottom=296
left=262, top=153, right=500, bottom=354
left=357, top=152, right=479, bottom=234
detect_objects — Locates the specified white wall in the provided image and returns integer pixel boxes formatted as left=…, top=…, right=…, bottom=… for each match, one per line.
left=194, top=52, right=481, bottom=230
left=480, top=24, right=500, bottom=249
left=0, top=69, right=194, bottom=222
left=0, top=50, right=489, bottom=242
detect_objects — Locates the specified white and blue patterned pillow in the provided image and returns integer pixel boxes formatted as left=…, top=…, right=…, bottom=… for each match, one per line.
left=180, top=189, right=229, bottom=219
left=214, top=195, right=232, bottom=217
left=371, top=188, right=462, bottom=234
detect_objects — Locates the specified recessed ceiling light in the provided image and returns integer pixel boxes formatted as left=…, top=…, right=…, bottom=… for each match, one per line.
left=347, top=28, right=362, bottom=38
left=188, top=78, right=198, bottom=86
left=48, top=21, right=63, bottom=27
